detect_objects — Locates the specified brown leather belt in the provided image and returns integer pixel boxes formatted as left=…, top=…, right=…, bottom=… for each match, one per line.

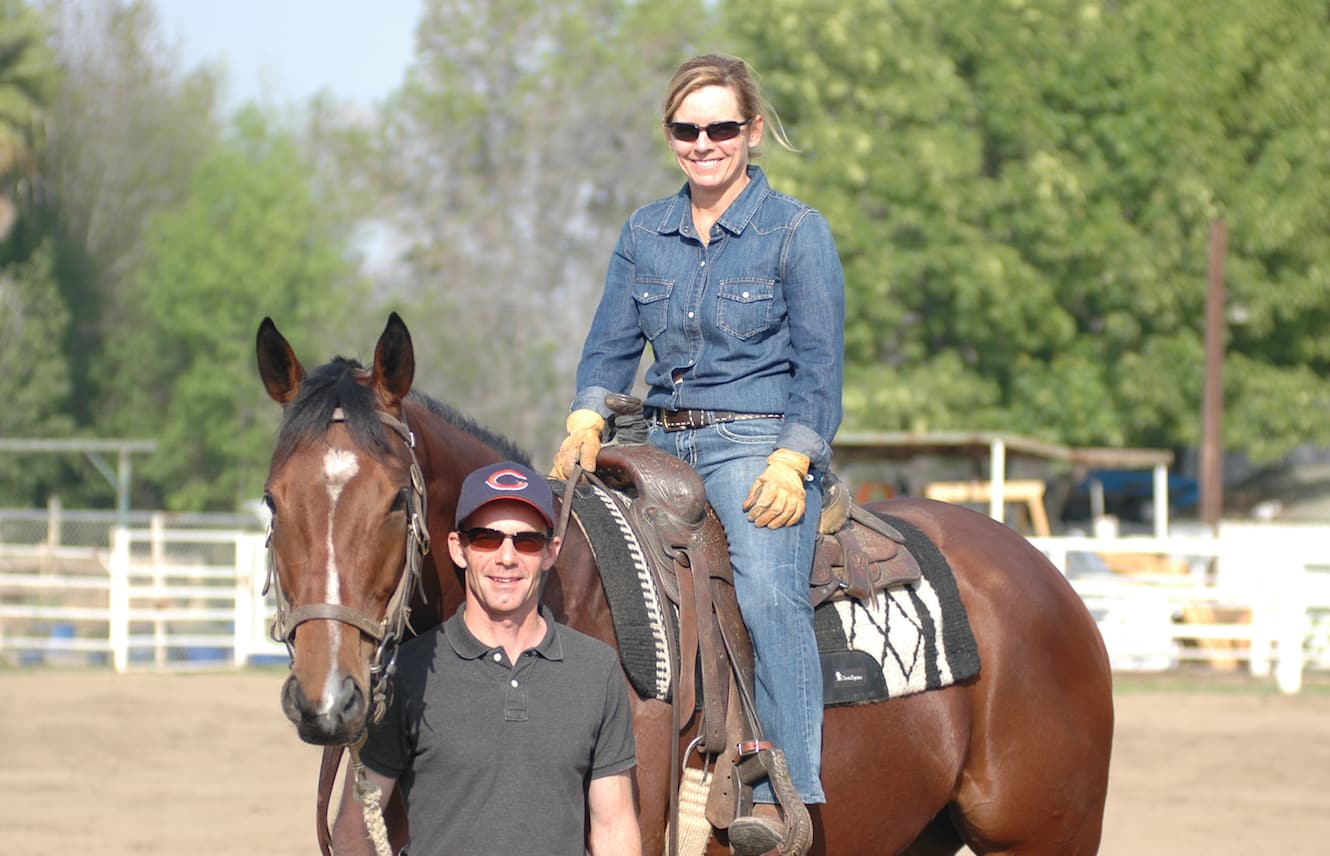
left=653, top=408, right=783, bottom=432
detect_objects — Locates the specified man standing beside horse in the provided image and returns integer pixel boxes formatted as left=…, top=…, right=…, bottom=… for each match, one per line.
left=332, top=460, right=641, bottom=855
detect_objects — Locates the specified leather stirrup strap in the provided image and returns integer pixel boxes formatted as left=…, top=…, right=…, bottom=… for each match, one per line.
left=687, top=553, right=727, bottom=753
left=710, top=587, right=763, bottom=740
left=674, top=555, right=699, bottom=724
left=317, top=745, right=344, bottom=856
left=712, top=583, right=813, bottom=854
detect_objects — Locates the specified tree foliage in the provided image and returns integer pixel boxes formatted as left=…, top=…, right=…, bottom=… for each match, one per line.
left=0, top=1, right=63, bottom=504
left=731, top=0, right=1330, bottom=461
left=0, top=0, right=55, bottom=236
left=355, top=0, right=719, bottom=461
left=100, top=109, right=364, bottom=509
left=38, top=0, right=221, bottom=428
left=9, top=0, right=1330, bottom=514
left=0, top=242, right=73, bottom=504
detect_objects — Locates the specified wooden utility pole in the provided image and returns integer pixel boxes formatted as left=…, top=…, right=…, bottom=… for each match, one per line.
left=1200, top=220, right=1226, bottom=533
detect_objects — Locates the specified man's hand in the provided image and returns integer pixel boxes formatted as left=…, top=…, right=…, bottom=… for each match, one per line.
left=551, top=409, right=606, bottom=479
left=743, top=449, right=811, bottom=528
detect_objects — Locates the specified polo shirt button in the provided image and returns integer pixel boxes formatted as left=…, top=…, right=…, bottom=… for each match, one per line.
left=493, top=652, right=502, bottom=662
left=510, top=679, right=519, bottom=688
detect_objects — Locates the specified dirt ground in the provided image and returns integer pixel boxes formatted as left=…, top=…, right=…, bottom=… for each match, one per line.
left=4, top=669, right=1329, bottom=855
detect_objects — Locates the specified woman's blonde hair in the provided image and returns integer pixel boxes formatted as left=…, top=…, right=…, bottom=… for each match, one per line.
left=662, top=54, right=799, bottom=155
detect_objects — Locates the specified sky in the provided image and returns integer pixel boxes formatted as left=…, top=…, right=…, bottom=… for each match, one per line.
left=152, top=0, right=424, bottom=107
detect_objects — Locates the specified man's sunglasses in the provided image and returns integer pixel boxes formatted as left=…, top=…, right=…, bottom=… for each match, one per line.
left=460, top=527, right=552, bottom=554
left=664, top=120, right=751, bottom=143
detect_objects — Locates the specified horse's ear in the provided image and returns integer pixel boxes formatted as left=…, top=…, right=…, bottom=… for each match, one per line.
left=372, top=312, right=415, bottom=406
left=256, top=317, right=306, bottom=404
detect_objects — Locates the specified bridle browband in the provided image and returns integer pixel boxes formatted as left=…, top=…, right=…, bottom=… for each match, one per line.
left=265, top=405, right=431, bottom=727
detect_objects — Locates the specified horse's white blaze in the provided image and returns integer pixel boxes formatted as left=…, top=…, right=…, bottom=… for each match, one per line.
left=321, top=447, right=360, bottom=605
left=319, top=447, right=360, bottom=708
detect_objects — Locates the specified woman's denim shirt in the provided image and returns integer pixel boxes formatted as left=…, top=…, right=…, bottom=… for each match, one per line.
left=574, top=166, right=844, bottom=470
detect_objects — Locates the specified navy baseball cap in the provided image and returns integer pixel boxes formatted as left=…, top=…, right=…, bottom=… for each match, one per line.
left=455, top=461, right=556, bottom=529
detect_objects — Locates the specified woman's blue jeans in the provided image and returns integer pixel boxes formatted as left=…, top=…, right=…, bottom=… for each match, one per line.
left=650, top=418, right=826, bottom=804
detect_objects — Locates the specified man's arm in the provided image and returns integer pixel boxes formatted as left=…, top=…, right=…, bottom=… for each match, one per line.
left=331, top=764, right=397, bottom=856
left=587, top=770, right=641, bottom=856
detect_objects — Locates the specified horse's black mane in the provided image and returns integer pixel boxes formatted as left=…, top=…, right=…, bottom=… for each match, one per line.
left=274, top=357, right=530, bottom=466
left=412, top=393, right=531, bottom=465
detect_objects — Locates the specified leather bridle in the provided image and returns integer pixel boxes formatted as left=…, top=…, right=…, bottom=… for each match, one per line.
left=265, top=405, right=431, bottom=726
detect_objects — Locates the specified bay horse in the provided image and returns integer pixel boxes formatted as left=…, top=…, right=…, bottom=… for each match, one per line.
left=257, top=313, right=1113, bottom=855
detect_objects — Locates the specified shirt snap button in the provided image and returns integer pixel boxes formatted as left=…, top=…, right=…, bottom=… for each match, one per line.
left=510, top=679, right=519, bottom=688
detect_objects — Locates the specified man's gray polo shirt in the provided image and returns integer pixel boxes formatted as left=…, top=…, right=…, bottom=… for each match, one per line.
left=359, top=605, right=636, bottom=856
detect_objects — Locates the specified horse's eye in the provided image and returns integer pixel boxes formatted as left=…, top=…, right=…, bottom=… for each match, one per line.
left=390, top=488, right=409, bottom=513
left=262, top=492, right=277, bottom=516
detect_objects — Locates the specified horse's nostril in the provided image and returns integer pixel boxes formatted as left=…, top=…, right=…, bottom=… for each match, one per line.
left=338, top=676, right=366, bottom=719
left=281, top=674, right=306, bottom=717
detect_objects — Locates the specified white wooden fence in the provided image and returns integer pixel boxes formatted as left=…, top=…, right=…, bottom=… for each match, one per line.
left=2, top=521, right=1329, bottom=692
left=1030, top=522, right=1330, bottom=694
left=0, top=526, right=284, bottom=670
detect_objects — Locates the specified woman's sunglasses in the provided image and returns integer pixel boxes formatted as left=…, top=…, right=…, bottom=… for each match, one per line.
left=460, top=527, right=551, bottom=554
left=664, top=120, right=751, bottom=143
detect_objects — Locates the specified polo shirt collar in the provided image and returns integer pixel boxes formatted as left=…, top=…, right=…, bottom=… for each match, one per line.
left=445, top=603, right=565, bottom=662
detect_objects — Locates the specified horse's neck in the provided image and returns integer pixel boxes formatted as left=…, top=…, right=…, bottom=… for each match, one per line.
left=401, top=400, right=506, bottom=624
left=404, top=400, right=504, bottom=507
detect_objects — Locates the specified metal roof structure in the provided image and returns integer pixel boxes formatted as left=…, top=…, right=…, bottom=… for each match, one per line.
left=0, top=438, right=159, bottom=527
left=832, top=431, right=1175, bottom=537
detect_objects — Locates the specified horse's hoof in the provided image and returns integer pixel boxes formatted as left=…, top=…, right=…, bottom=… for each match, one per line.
left=728, top=814, right=784, bottom=856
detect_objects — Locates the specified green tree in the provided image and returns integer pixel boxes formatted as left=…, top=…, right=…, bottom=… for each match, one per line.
left=0, top=0, right=55, bottom=240
left=0, top=243, right=73, bottom=504
left=352, top=0, right=718, bottom=460
left=40, top=0, right=220, bottom=430
left=102, top=108, right=364, bottom=510
left=0, top=2, right=65, bottom=504
left=732, top=0, right=1330, bottom=462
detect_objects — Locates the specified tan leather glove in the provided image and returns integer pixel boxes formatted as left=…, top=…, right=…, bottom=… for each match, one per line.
left=742, top=449, right=811, bottom=529
left=551, top=409, right=606, bottom=479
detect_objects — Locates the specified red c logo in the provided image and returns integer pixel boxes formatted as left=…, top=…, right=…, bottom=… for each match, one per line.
left=485, top=469, right=530, bottom=492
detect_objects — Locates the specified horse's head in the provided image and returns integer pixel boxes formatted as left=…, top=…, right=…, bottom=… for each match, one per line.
left=256, top=313, right=429, bottom=745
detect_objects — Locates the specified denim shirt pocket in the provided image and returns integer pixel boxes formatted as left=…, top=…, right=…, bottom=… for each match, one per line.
left=716, top=278, right=776, bottom=340
left=632, top=278, right=674, bottom=339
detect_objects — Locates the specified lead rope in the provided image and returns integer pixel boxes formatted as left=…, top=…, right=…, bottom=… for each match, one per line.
left=349, top=732, right=393, bottom=856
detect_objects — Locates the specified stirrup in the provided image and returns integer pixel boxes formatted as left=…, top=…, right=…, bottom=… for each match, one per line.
left=729, top=812, right=785, bottom=856
left=731, top=744, right=813, bottom=856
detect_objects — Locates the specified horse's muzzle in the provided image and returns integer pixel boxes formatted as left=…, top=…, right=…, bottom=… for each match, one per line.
left=281, top=673, right=368, bottom=745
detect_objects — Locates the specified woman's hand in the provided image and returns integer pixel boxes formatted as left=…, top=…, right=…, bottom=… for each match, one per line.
left=743, top=449, right=811, bottom=528
left=551, top=409, right=606, bottom=479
